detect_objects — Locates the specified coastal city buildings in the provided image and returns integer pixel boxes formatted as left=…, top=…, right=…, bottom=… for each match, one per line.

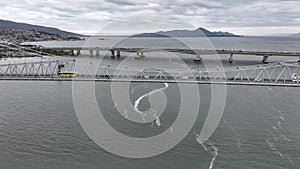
left=0, top=29, right=80, bottom=43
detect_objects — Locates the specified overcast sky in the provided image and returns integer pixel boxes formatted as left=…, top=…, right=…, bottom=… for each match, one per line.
left=1, top=0, right=300, bottom=35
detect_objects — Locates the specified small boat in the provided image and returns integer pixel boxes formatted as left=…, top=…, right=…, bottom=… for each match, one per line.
left=58, top=71, right=78, bottom=77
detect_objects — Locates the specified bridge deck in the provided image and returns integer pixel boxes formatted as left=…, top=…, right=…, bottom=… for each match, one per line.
left=1, top=77, right=300, bottom=87
left=40, top=47, right=300, bottom=57
left=1, top=43, right=300, bottom=87
left=0, top=59, right=300, bottom=87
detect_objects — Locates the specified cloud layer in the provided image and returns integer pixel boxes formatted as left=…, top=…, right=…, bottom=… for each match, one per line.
left=1, top=0, right=300, bottom=35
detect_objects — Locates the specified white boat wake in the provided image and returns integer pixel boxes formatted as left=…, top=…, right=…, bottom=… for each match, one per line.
left=209, top=145, right=218, bottom=169
left=133, top=83, right=169, bottom=123
left=196, top=134, right=218, bottom=169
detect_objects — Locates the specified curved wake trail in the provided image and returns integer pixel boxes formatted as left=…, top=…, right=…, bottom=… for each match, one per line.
left=133, top=83, right=169, bottom=122
left=196, top=135, right=218, bottom=169
left=208, top=144, right=218, bottom=169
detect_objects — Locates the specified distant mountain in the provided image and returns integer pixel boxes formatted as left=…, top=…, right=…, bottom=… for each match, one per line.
left=133, top=27, right=240, bottom=37
left=0, top=19, right=83, bottom=37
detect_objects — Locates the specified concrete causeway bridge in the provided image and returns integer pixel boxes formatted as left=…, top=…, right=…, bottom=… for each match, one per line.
left=1, top=43, right=300, bottom=87
left=2, top=42, right=300, bottom=63
left=39, top=47, right=300, bottom=64
left=0, top=59, right=300, bottom=87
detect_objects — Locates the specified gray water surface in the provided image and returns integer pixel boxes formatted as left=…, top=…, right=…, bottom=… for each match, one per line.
left=0, top=81, right=299, bottom=169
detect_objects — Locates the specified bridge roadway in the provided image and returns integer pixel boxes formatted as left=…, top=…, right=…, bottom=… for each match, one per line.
left=40, top=47, right=300, bottom=63
left=0, top=59, right=300, bottom=87
left=1, top=76, right=300, bottom=87
left=2, top=43, right=300, bottom=63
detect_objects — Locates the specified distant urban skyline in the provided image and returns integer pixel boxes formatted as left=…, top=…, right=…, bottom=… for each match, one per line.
left=1, top=0, right=300, bottom=36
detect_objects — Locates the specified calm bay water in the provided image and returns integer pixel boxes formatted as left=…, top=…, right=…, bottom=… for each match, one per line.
left=1, top=37, right=300, bottom=169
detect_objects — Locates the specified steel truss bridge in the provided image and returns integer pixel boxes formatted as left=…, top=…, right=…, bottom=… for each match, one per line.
left=0, top=59, right=300, bottom=87
left=1, top=42, right=300, bottom=87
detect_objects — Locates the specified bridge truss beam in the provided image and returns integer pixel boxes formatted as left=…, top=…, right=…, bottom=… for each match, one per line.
left=0, top=60, right=300, bottom=87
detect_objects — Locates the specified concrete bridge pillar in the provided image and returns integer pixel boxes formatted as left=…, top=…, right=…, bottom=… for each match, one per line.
left=76, top=49, right=81, bottom=56
left=70, top=50, right=75, bottom=56
left=116, top=51, right=121, bottom=58
left=96, top=49, right=100, bottom=57
left=111, top=50, right=115, bottom=59
left=194, top=54, right=202, bottom=62
left=262, top=55, right=269, bottom=64
left=89, top=50, right=94, bottom=56
left=229, top=53, right=234, bottom=63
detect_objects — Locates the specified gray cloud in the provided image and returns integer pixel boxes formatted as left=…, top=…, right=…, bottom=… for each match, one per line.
left=0, top=0, right=300, bottom=35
